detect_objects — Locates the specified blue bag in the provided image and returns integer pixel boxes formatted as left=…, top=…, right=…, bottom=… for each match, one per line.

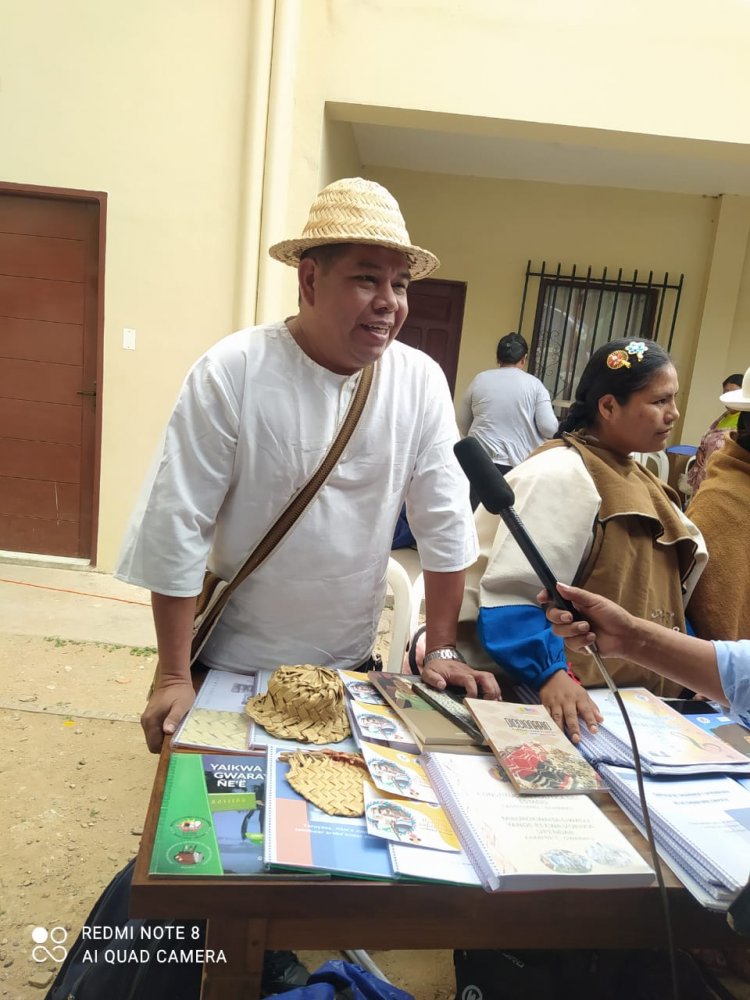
left=276, top=959, right=415, bottom=1000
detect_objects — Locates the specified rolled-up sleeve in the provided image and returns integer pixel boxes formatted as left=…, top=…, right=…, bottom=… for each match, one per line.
left=713, top=639, right=750, bottom=716
left=406, top=364, right=478, bottom=573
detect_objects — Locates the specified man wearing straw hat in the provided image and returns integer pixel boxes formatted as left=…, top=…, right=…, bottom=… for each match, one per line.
left=116, top=177, right=500, bottom=756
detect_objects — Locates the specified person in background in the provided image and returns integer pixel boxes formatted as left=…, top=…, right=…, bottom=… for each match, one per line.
left=542, top=583, right=750, bottom=718
left=687, top=372, right=744, bottom=493
left=476, top=338, right=707, bottom=741
left=686, top=367, right=750, bottom=641
left=457, top=332, right=558, bottom=510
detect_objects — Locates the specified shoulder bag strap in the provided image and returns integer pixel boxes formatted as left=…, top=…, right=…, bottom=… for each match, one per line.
left=206, top=360, right=375, bottom=614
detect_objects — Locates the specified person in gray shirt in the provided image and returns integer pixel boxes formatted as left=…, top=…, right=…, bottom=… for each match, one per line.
left=457, top=332, right=558, bottom=508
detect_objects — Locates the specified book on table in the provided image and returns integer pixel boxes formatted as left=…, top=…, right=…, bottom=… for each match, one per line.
left=682, top=707, right=750, bottom=760
left=421, top=751, right=654, bottom=892
left=409, top=681, right=486, bottom=743
left=369, top=672, right=483, bottom=749
left=263, top=746, right=394, bottom=880
left=150, top=752, right=272, bottom=876
left=576, top=687, right=750, bottom=777
left=464, top=699, right=604, bottom=795
left=601, top=764, right=750, bottom=912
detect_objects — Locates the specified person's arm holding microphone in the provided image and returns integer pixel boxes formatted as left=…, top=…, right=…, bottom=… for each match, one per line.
left=540, top=582, right=745, bottom=709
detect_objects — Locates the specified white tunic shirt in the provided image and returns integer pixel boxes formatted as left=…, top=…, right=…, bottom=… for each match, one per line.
left=116, top=322, right=477, bottom=672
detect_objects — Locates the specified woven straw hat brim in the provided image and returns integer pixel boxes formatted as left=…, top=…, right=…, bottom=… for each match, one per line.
left=269, top=236, right=439, bottom=281
left=244, top=664, right=351, bottom=745
left=245, top=701, right=350, bottom=745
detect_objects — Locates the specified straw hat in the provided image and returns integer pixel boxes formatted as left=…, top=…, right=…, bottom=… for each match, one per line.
left=268, top=177, right=439, bottom=280
left=720, top=366, right=750, bottom=412
left=244, top=664, right=351, bottom=744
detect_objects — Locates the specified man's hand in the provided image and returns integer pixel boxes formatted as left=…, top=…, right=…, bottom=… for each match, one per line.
left=538, top=670, right=602, bottom=744
left=140, top=679, right=196, bottom=754
left=538, top=583, right=636, bottom=658
left=421, top=660, right=501, bottom=700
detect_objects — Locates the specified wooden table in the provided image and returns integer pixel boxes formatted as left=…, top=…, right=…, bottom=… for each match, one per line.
left=131, top=744, right=739, bottom=999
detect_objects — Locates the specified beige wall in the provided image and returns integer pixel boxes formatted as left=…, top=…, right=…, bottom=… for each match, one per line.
left=0, top=0, right=255, bottom=568
left=3, top=0, right=750, bottom=568
left=367, top=167, right=717, bottom=422
left=316, top=0, right=750, bottom=145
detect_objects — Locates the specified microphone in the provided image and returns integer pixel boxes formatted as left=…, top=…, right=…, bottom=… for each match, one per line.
left=453, top=437, right=577, bottom=617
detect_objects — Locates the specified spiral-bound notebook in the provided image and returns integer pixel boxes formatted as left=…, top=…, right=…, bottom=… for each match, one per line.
left=421, top=752, right=654, bottom=892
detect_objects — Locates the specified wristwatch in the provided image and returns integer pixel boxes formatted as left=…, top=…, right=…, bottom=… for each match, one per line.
left=422, top=646, right=467, bottom=667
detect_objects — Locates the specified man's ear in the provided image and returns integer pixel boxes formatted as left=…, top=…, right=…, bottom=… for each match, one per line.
left=298, top=258, right=317, bottom=307
left=597, top=393, right=617, bottom=423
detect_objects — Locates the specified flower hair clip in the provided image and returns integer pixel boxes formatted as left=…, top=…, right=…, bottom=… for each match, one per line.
left=625, top=341, right=649, bottom=362
left=606, top=341, right=649, bottom=370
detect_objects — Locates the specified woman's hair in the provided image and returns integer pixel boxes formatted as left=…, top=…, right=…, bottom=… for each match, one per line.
left=557, top=338, right=673, bottom=437
left=496, top=332, right=528, bottom=365
left=723, top=373, right=744, bottom=391
left=736, top=410, right=750, bottom=452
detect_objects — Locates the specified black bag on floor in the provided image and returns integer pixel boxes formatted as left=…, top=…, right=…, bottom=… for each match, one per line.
left=46, top=858, right=204, bottom=1000
left=453, top=948, right=725, bottom=1000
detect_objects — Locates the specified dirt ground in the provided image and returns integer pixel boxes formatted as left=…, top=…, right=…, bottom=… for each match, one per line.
left=0, top=629, right=455, bottom=1000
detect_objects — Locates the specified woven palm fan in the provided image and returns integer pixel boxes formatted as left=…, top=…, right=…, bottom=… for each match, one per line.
left=280, top=750, right=368, bottom=817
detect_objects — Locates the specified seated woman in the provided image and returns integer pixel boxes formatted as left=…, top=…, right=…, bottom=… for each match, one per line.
left=477, top=338, right=707, bottom=740
left=686, top=367, right=750, bottom=641
left=686, top=372, right=744, bottom=494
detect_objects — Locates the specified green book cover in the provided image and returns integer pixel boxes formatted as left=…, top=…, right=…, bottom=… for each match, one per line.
left=150, top=752, right=266, bottom=876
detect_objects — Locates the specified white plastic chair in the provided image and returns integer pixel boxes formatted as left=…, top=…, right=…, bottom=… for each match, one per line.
left=384, top=556, right=414, bottom=673
left=632, top=450, right=669, bottom=481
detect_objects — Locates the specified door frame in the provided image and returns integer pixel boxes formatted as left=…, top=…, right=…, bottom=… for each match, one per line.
left=0, top=180, right=107, bottom=564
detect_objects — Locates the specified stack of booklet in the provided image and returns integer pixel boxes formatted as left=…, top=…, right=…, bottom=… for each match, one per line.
left=576, top=688, right=750, bottom=777
left=601, top=765, right=750, bottom=911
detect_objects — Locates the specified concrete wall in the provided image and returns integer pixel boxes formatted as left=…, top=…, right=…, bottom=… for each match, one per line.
left=3, top=0, right=749, bottom=567
left=367, top=168, right=717, bottom=428
left=0, top=0, right=255, bottom=568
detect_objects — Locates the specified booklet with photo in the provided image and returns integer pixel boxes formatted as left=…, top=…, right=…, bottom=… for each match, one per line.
left=422, top=752, right=654, bottom=892
left=339, top=670, right=387, bottom=706
left=347, top=699, right=418, bottom=749
left=359, top=739, right=438, bottom=803
left=363, top=781, right=461, bottom=852
left=464, top=699, right=604, bottom=795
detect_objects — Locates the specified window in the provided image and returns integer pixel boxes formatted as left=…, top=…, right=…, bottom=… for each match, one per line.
left=518, top=263, right=683, bottom=407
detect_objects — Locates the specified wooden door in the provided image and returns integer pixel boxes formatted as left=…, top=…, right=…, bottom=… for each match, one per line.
left=397, top=278, right=466, bottom=394
left=0, top=187, right=104, bottom=559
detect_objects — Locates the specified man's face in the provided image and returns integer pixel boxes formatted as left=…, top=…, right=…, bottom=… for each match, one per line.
left=298, top=245, right=410, bottom=374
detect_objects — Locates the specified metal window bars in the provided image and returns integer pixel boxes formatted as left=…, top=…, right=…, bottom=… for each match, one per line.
left=518, top=261, right=684, bottom=409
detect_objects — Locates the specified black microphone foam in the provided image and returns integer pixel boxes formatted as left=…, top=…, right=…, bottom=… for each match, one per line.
left=453, top=437, right=515, bottom=514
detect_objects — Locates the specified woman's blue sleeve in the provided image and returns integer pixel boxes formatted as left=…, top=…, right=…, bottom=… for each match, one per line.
left=477, top=604, right=568, bottom=688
